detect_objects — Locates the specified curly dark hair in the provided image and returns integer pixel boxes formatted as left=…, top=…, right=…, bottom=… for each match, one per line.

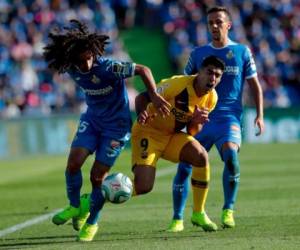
left=43, top=19, right=110, bottom=73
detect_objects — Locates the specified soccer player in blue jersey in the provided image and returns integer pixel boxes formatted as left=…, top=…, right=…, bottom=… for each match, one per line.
left=43, top=20, right=170, bottom=241
left=167, top=6, right=265, bottom=232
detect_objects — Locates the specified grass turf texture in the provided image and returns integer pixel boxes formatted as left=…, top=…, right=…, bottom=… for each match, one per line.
left=0, top=143, right=299, bottom=249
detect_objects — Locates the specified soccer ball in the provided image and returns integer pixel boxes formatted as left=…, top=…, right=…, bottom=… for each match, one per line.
left=101, top=173, right=133, bottom=204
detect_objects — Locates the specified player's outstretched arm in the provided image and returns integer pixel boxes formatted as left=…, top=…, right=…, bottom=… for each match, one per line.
left=134, top=64, right=170, bottom=117
left=247, top=77, right=265, bottom=136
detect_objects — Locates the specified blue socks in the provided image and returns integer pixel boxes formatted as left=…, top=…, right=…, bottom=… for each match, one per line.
left=172, top=147, right=240, bottom=218
left=65, top=170, right=82, bottom=208
left=65, top=170, right=106, bottom=225
left=222, top=148, right=240, bottom=210
left=87, top=187, right=106, bottom=225
left=172, top=162, right=192, bottom=220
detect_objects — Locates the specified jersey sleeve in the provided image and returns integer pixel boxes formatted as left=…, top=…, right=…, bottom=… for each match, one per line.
left=183, top=50, right=197, bottom=75
left=243, top=46, right=257, bottom=79
left=103, top=58, right=136, bottom=80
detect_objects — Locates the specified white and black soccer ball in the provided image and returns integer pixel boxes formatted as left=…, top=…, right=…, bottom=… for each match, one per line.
left=101, top=173, right=133, bottom=204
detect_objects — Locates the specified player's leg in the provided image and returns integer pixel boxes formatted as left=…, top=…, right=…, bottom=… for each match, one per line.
left=130, top=123, right=166, bottom=196
left=163, top=133, right=217, bottom=232
left=133, top=165, right=156, bottom=195
left=220, top=142, right=240, bottom=228
left=215, top=121, right=241, bottom=228
left=170, top=127, right=214, bottom=232
left=179, top=140, right=217, bottom=231
left=52, top=115, right=96, bottom=226
left=52, top=147, right=90, bottom=226
left=78, top=134, right=129, bottom=241
left=172, top=162, right=192, bottom=220
left=77, top=161, right=109, bottom=242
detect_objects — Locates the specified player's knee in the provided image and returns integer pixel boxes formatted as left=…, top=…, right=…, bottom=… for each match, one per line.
left=222, top=148, right=240, bottom=177
left=90, top=173, right=104, bottom=187
left=90, top=165, right=108, bottom=188
left=66, top=160, right=82, bottom=175
left=194, top=149, right=208, bottom=168
left=134, top=182, right=153, bottom=195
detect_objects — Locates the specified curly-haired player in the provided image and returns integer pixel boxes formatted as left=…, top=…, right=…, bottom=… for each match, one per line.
left=44, top=19, right=170, bottom=242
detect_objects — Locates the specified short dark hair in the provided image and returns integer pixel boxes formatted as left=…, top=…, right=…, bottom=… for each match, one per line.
left=201, top=55, right=225, bottom=71
left=206, top=6, right=231, bottom=21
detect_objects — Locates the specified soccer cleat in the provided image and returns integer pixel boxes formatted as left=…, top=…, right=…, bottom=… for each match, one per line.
left=166, top=219, right=184, bottom=232
left=72, top=193, right=91, bottom=231
left=77, top=223, right=98, bottom=242
left=191, top=211, right=218, bottom=232
left=221, top=209, right=235, bottom=228
left=52, top=205, right=80, bottom=225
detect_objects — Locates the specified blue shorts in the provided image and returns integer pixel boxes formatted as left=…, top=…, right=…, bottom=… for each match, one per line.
left=71, top=113, right=131, bottom=167
left=195, top=116, right=242, bottom=156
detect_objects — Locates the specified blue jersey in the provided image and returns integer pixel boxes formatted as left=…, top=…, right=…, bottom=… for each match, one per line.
left=69, top=57, right=135, bottom=126
left=184, top=40, right=257, bottom=120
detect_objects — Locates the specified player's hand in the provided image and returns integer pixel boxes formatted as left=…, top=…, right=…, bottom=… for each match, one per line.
left=191, top=106, right=209, bottom=125
left=137, top=110, right=157, bottom=125
left=254, top=116, right=264, bottom=136
left=149, top=92, right=171, bottom=118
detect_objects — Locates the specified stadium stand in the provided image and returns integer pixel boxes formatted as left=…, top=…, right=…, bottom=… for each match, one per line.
left=0, top=0, right=299, bottom=118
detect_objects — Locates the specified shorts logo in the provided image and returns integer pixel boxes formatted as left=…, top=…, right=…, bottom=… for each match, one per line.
left=110, top=140, right=120, bottom=148
left=141, top=151, right=148, bottom=159
left=231, top=125, right=240, bottom=131
left=106, top=140, right=121, bottom=157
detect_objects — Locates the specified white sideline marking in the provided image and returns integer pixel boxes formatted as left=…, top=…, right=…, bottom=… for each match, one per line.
left=0, top=209, right=61, bottom=238
left=0, top=166, right=176, bottom=238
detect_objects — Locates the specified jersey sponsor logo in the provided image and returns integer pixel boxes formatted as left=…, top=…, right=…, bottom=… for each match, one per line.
left=91, top=75, right=100, bottom=84
left=81, top=85, right=113, bottom=96
left=170, top=107, right=192, bottom=123
left=224, top=66, right=239, bottom=75
left=176, top=100, right=187, bottom=105
left=226, top=50, right=234, bottom=59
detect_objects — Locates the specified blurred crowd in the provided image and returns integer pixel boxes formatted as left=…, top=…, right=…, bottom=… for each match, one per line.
left=0, top=0, right=299, bottom=119
left=160, top=0, right=300, bottom=107
left=0, top=0, right=140, bottom=118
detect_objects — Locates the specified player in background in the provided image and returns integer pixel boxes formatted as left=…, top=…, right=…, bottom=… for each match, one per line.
left=43, top=19, right=170, bottom=242
left=168, top=6, right=265, bottom=232
left=132, top=56, right=225, bottom=232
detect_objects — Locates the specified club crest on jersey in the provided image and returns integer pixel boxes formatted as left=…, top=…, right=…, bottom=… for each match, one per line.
left=226, top=50, right=234, bottom=59
left=91, top=75, right=100, bottom=84
left=157, top=83, right=169, bottom=94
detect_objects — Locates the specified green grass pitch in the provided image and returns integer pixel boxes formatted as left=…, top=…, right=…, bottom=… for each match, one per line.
left=0, top=143, right=299, bottom=249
